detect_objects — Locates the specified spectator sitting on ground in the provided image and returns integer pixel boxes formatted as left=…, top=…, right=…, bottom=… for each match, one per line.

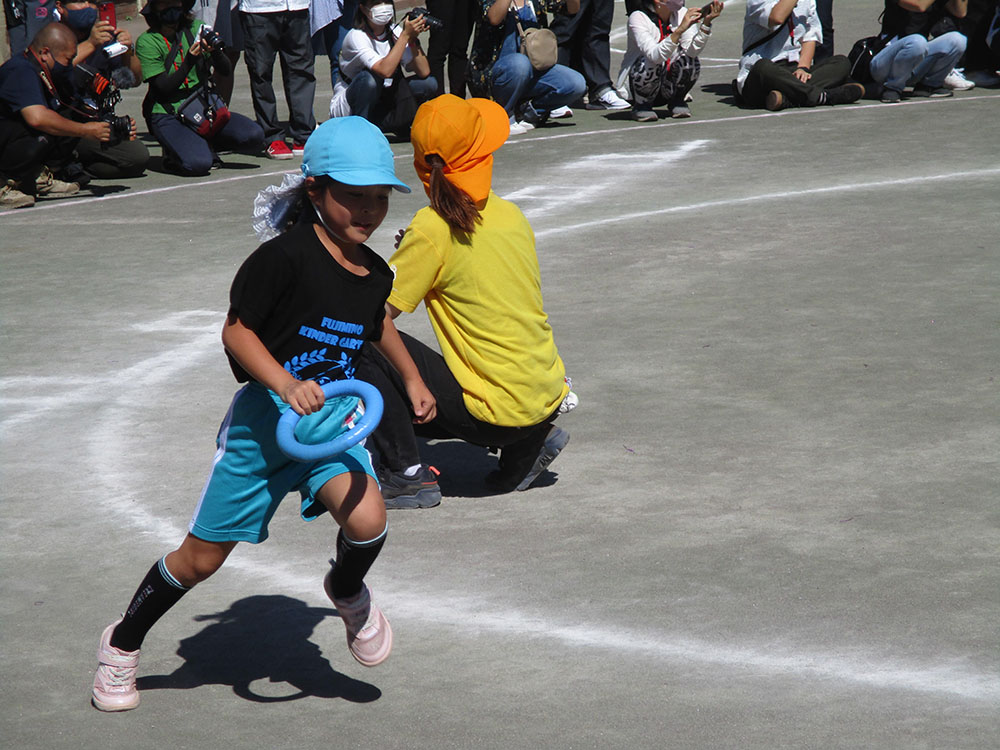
left=870, top=0, right=968, bottom=102
left=328, top=0, right=437, bottom=140
left=1, top=22, right=132, bottom=209
left=616, top=0, right=724, bottom=121
left=736, top=0, right=865, bottom=110
left=55, top=0, right=150, bottom=179
left=467, top=0, right=587, bottom=134
left=136, top=0, right=264, bottom=176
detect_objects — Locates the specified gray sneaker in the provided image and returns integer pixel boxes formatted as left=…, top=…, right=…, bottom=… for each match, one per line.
left=515, top=426, right=570, bottom=491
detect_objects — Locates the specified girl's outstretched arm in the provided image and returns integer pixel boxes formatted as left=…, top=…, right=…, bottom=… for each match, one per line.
left=222, top=314, right=326, bottom=415
left=372, top=316, right=437, bottom=424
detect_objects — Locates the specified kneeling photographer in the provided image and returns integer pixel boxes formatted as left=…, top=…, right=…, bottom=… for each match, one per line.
left=329, top=0, right=438, bottom=139
left=1, top=23, right=131, bottom=209
left=137, top=0, right=264, bottom=175
left=58, top=0, right=150, bottom=179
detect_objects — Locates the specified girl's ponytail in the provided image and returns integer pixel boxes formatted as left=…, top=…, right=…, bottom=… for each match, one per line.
left=427, top=154, right=481, bottom=236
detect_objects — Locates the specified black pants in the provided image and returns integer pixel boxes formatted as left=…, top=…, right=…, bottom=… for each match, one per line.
left=240, top=9, right=317, bottom=143
left=0, top=117, right=60, bottom=194
left=741, top=55, right=850, bottom=108
left=426, top=0, right=477, bottom=97
left=353, top=331, right=559, bottom=474
left=549, top=0, right=616, bottom=95
left=76, top=137, right=150, bottom=179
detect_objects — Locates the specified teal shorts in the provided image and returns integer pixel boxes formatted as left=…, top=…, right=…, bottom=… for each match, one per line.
left=189, top=383, right=376, bottom=544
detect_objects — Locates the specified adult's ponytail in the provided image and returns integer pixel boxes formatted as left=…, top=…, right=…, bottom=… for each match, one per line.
left=427, top=154, right=481, bottom=236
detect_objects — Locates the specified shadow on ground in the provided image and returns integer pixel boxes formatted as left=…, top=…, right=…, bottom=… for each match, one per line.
left=417, top=438, right=560, bottom=499
left=136, top=595, right=381, bottom=703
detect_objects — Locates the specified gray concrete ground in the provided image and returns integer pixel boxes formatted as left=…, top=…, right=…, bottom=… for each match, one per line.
left=2, top=1, right=999, bottom=747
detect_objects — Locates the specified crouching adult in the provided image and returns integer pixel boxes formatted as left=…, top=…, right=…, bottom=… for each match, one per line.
left=137, top=0, right=264, bottom=175
left=467, top=0, right=587, bottom=134
left=737, top=0, right=865, bottom=110
left=617, top=0, right=725, bottom=121
left=0, top=23, right=125, bottom=209
left=328, top=0, right=438, bottom=140
left=58, top=0, right=150, bottom=179
left=870, top=0, right=968, bottom=102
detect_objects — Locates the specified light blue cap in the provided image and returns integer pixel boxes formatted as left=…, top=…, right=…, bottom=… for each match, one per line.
left=301, top=117, right=410, bottom=193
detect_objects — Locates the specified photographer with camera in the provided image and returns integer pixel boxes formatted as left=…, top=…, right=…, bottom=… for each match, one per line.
left=467, top=0, right=586, bottom=133
left=136, top=0, right=264, bottom=175
left=616, top=0, right=724, bottom=121
left=54, top=0, right=150, bottom=179
left=328, top=0, right=438, bottom=140
left=1, top=22, right=125, bottom=209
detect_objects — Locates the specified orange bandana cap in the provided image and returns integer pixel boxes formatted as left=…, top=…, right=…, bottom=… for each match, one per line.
left=411, top=95, right=510, bottom=203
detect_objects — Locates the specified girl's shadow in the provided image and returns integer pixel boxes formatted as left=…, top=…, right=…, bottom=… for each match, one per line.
left=136, top=595, right=381, bottom=703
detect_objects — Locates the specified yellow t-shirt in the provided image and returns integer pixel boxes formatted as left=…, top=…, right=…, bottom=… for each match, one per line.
left=388, top=192, right=568, bottom=427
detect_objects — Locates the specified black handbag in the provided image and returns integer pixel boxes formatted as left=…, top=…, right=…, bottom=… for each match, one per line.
left=847, top=36, right=887, bottom=84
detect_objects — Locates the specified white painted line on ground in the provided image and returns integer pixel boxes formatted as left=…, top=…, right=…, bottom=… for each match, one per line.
left=3, top=93, right=997, bottom=218
left=533, top=166, right=1000, bottom=239
left=68, top=312, right=1000, bottom=704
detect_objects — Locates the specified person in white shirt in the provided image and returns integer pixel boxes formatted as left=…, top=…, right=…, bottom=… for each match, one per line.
left=736, top=0, right=863, bottom=110
left=616, top=0, right=723, bottom=121
left=239, top=0, right=316, bottom=158
left=328, top=0, right=437, bottom=139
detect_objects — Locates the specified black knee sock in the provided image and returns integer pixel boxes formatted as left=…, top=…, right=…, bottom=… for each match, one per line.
left=110, top=556, right=190, bottom=652
left=327, top=527, right=386, bottom=600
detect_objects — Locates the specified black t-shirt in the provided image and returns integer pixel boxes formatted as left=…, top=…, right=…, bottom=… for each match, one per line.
left=881, top=0, right=951, bottom=39
left=227, top=220, right=394, bottom=385
left=0, top=53, right=56, bottom=120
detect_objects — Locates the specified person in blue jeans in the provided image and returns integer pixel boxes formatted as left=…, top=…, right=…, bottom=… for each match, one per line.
left=468, top=0, right=587, bottom=134
left=870, top=0, right=968, bottom=102
left=312, top=0, right=361, bottom=86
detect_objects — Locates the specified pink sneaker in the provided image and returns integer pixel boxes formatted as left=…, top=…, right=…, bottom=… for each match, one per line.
left=324, top=574, right=393, bottom=667
left=91, top=619, right=140, bottom=711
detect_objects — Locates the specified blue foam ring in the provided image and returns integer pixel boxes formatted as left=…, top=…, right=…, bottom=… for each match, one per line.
left=275, top=379, right=384, bottom=462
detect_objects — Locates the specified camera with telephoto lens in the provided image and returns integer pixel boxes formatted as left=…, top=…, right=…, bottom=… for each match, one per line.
left=406, top=7, right=444, bottom=30
left=199, top=25, right=224, bottom=50
left=70, top=64, right=132, bottom=147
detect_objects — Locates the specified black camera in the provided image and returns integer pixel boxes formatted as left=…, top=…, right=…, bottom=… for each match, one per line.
left=71, top=64, right=132, bottom=147
left=199, top=25, right=224, bottom=50
left=406, top=7, right=444, bottom=30
left=538, top=0, right=567, bottom=12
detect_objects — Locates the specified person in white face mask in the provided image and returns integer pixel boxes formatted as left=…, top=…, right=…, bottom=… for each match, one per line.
left=328, top=0, right=438, bottom=140
left=616, top=0, right=724, bottom=120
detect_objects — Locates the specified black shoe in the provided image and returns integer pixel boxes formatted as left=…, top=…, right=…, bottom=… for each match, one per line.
left=486, top=426, right=570, bottom=492
left=825, top=82, right=865, bottom=105
left=881, top=87, right=902, bottom=103
left=378, top=465, right=442, bottom=509
left=911, top=83, right=953, bottom=98
left=764, top=90, right=787, bottom=111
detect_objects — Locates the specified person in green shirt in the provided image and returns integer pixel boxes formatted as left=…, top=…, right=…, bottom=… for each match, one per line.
left=135, top=0, right=263, bottom=174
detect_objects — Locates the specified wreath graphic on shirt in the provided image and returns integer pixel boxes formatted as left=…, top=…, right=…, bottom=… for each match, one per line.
left=284, top=349, right=355, bottom=383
